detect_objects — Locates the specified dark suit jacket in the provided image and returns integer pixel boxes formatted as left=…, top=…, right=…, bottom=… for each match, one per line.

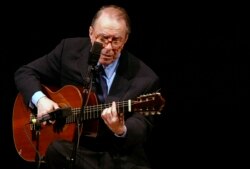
left=14, top=37, right=160, bottom=167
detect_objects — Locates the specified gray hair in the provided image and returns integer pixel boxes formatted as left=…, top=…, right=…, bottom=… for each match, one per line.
left=91, top=5, right=131, bottom=34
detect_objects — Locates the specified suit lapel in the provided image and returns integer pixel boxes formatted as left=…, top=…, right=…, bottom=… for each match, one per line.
left=106, top=52, right=135, bottom=102
left=77, top=43, right=92, bottom=83
left=106, top=73, right=131, bottom=102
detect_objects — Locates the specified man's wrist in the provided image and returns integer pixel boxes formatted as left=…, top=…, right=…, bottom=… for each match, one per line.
left=114, top=125, right=127, bottom=137
left=31, top=91, right=46, bottom=107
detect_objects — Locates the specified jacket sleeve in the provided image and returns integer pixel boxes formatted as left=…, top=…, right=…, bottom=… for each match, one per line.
left=14, top=39, right=66, bottom=105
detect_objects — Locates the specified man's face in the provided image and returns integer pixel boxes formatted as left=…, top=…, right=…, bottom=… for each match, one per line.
left=89, top=14, right=128, bottom=66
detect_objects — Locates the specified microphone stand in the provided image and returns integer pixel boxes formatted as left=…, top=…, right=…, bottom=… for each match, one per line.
left=67, top=64, right=98, bottom=169
left=67, top=41, right=102, bottom=169
left=34, top=122, right=42, bottom=169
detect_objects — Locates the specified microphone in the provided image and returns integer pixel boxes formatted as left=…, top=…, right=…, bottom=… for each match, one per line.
left=88, top=41, right=103, bottom=66
left=30, top=107, right=71, bottom=124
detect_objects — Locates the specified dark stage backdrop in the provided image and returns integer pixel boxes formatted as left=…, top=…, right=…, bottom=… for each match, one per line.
left=1, top=1, right=247, bottom=169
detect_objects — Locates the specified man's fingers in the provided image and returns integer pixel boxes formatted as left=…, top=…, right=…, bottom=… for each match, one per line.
left=111, top=101, right=116, bottom=116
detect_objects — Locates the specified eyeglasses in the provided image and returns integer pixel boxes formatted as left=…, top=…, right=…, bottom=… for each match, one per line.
left=95, top=34, right=124, bottom=49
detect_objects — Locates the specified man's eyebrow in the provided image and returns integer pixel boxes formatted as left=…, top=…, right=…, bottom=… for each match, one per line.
left=97, top=33, right=122, bottom=39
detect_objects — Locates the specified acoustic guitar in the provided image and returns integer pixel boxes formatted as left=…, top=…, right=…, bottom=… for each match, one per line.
left=12, top=85, right=165, bottom=162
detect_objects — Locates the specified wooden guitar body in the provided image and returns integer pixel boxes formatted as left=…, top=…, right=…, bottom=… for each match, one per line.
left=12, top=85, right=98, bottom=162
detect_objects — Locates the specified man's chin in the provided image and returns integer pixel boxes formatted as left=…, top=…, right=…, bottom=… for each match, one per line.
left=99, top=59, right=113, bottom=66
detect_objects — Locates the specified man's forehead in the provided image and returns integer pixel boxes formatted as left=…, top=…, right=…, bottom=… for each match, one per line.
left=94, top=15, right=127, bottom=35
left=96, top=14, right=124, bottom=27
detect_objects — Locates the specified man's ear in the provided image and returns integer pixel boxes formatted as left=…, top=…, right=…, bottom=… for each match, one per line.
left=123, top=33, right=129, bottom=44
left=89, top=26, right=94, bottom=37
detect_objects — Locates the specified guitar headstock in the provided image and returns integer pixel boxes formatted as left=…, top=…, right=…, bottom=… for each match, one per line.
left=132, top=92, right=165, bottom=116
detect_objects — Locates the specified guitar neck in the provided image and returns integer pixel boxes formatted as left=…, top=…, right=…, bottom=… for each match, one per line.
left=64, top=92, right=165, bottom=124
left=65, top=100, right=132, bottom=124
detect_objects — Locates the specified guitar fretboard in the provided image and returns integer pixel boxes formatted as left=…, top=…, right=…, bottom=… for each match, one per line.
left=66, top=100, right=132, bottom=123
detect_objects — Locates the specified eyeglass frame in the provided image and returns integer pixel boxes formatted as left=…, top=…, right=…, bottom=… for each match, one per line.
left=91, top=27, right=127, bottom=49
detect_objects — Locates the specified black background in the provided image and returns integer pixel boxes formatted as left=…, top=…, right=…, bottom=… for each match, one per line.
left=0, top=1, right=247, bottom=168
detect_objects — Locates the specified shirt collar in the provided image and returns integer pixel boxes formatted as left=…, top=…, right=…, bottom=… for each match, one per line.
left=100, top=54, right=120, bottom=79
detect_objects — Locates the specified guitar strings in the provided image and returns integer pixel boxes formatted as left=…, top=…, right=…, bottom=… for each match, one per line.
left=63, top=97, right=161, bottom=124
